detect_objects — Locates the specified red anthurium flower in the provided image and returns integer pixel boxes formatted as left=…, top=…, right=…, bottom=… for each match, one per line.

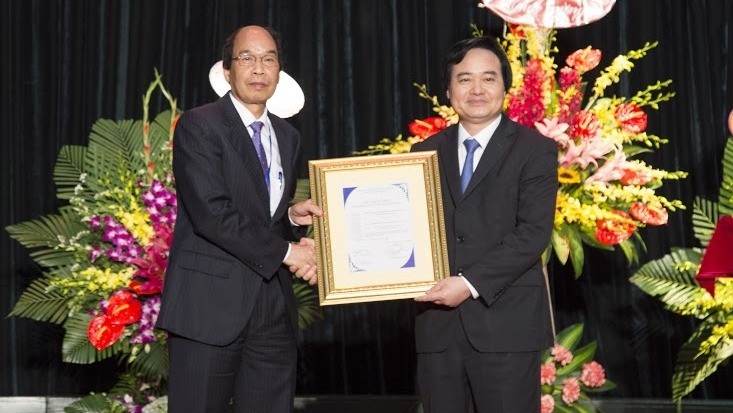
left=88, top=314, right=125, bottom=351
left=630, top=202, right=668, bottom=226
left=569, top=111, right=601, bottom=141
left=566, top=47, right=602, bottom=74
left=619, top=169, right=652, bottom=186
left=615, top=103, right=648, bottom=134
left=595, top=210, right=637, bottom=245
left=408, top=116, right=447, bottom=139
left=106, top=289, right=142, bottom=325
left=728, top=108, right=733, bottom=136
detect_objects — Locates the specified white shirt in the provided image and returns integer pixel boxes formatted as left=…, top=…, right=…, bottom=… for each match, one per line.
left=455, top=115, right=503, bottom=299
left=229, top=95, right=284, bottom=217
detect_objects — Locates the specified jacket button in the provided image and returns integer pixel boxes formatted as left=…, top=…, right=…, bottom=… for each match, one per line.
left=456, top=235, right=464, bottom=243
left=457, top=268, right=463, bottom=276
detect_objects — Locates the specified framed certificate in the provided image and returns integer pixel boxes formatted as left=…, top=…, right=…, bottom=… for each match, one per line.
left=308, top=151, right=449, bottom=305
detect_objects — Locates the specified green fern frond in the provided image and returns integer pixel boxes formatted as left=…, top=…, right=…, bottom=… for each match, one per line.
left=62, top=313, right=128, bottom=364
left=671, top=318, right=733, bottom=401
left=691, top=198, right=719, bottom=247
left=7, top=277, right=69, bottom=324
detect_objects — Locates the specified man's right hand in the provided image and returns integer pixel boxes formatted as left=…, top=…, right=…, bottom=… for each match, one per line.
left=284, top=237, right=318, bottom=285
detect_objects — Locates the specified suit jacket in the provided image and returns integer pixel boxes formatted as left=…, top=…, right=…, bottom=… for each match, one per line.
left=411, top=116, right=558, bottom=353
left=156, top=93, right=302, bottom=346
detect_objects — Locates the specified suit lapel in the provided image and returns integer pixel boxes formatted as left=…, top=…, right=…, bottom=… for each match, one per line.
left=219, top=94, right=270, bottom=206
left=462, top=116, right=516, bottom=198
left=439, top=126, right=463, bottom=206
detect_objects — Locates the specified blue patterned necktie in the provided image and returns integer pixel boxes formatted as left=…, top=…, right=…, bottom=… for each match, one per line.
left=460, top=138, right=480, bottom=194
left=250, top=121, right=270, bottom=191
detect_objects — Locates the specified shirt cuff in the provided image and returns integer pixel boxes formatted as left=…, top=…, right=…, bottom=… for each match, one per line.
left=288, top=206, right=299, bottom=226
left=460, top=276, right=479, bottom=299
left=283, top=243, right=292, bottom=264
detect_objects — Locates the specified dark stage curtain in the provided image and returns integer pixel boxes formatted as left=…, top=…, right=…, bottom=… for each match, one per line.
left=2, top=0, right=732, bottom=399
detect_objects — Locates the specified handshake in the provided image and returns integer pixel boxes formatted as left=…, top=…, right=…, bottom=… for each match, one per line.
left=284, top=199, right=323, bottom=286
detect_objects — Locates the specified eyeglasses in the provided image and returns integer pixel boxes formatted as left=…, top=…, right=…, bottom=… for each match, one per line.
left=231, top=53, right=279, bottom=67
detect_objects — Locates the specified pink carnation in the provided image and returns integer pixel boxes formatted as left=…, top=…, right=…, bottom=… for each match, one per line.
left=540, top=362, right=557, bottom=385
left=561, top=377, right=581, bottom=404
left=581, top=361, right=607, bottom=388
left=540, top=394, right=555, bottom=413
left=551, top=344, right=573, bottom=366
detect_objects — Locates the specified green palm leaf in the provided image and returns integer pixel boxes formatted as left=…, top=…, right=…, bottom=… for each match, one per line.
left=64, top=393, right=127, bottom=413
left=671, top=318, right=733, bottom=400
left=54, top=145, right=88, bottom=200
left=629, top=248, right=708, bottom=316
left=85, top=119, right=142, bottom=189
left=7, top=277, right=69, bottom=324
left=691, top=198, right=718, bottom=247
left=62, top=313, right=127, bottom=364
left=5, top=206, right=86, bottom=268
left=292, top=279, right=323, bottom=330
left=127, top=340, right=168, bottom=381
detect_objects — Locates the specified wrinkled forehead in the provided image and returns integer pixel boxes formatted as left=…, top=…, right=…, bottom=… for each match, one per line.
left=233, top=28, right=278, bottom=55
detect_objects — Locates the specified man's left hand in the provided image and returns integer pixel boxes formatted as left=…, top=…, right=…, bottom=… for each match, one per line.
left=289, top=199, right=323, bottom=226
left=414, top=277, right=471, bottom=307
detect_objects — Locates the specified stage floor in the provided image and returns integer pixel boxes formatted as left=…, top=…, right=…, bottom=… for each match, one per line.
left=1, top=396, right=732, bottom=412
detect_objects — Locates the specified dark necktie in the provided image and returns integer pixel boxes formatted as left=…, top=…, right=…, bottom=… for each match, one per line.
left=250, top=121, right=270, bottom=191
left=461, top=138, right=480, bottom=194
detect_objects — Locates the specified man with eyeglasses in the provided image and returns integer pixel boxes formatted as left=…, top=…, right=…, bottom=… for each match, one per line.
left=157, top=25, right=322, bottom=413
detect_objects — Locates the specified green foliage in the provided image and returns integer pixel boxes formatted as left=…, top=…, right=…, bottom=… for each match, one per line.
left=64, top=393, right=127, bottom=413
left=7, top=277, right=69, bottom=324
left=630, top=137, right=733, bottom=400
left=6, top=206, right=86, bottom=268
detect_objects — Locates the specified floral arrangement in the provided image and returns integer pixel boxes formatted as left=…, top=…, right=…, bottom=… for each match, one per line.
left=357, top=24, right=687, bottom=277
left=540, top=324, right=615, bottom=413
left=6, top=73, right=321, bottom=412
left=630, top=121, right=733, bottom=401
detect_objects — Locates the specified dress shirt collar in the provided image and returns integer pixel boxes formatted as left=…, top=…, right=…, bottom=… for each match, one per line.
left=457, top=114, right=502, bottom=148
left=228, top=93, right=272, bottom=131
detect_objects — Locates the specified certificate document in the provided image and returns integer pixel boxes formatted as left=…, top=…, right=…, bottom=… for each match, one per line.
left=309, top=152, right=449, bottom=305
left=344, top=183, right=415, bottom=272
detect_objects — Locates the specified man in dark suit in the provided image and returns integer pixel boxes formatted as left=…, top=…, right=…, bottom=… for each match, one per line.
left=156, top=26, right=322, bottom=413
left=411, top=36, right=558, bottom=413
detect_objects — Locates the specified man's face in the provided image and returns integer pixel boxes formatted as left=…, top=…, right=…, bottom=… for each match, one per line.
left=224, top=26, right=280, bottom=116
left=446, top=48, right=505, bottom=135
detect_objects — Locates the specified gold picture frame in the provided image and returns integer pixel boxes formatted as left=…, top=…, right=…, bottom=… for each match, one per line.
left=308, top=151, right=449, bottom=305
